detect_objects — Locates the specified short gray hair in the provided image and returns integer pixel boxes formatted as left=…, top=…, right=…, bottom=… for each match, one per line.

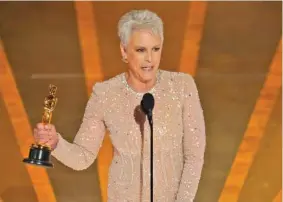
left=118, top=9, right=164, bottom=46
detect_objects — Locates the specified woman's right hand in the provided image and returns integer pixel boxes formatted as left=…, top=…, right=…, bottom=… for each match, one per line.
left=34, top=123, right=59, bottom=151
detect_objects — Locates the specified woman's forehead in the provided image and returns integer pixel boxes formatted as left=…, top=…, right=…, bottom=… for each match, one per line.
left=128, top=30, right=162, bottom=45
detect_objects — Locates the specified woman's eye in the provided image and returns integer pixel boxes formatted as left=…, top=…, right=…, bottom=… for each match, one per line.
left=136, top=48, right=145, bottom=52
left=153, top=47, right=160, bottom=51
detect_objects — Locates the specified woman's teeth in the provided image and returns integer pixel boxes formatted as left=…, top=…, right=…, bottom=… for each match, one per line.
left=142, top=66, right=153, bottom=71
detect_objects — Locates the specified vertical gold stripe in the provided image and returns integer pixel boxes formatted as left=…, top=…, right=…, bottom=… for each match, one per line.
left=273, top=190, right=282, bottom=202
left=219, top=39, right=282, bottom=202
left=179, top=2, right=207, bottom=76
left=0, top=41, right=56, bottom=201
left=74, top=2, right=113, bottom=202
left=74, top=1, right=104, bottom=91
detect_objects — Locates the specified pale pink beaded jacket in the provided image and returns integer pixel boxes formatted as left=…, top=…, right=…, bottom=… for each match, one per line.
left=52, top=70, right=206, bottom=202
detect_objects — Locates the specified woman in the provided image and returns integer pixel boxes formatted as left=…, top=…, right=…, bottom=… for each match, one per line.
left=34, top=9, right=206, bottom=202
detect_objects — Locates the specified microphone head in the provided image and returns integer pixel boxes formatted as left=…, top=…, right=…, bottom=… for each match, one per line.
left=141, top=93, right=155, bottom=115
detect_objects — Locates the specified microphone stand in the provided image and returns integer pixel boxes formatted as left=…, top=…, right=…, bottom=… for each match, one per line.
left=147, top=110, right=153, bottom=202
left=141, top=92, right=154, bottom=202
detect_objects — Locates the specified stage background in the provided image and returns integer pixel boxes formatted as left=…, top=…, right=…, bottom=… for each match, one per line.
left=0, top=1, right=281, bottom=202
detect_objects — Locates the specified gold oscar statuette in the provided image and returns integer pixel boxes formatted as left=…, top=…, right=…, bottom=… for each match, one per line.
left=23, top=84, right=58, bottom=168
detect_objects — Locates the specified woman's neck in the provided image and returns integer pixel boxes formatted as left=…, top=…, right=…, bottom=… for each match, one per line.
left=125, top=71, right=157, bottom=93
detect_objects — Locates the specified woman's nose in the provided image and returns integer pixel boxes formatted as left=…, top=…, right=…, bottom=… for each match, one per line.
left=145, top=52, right=152, bottom=62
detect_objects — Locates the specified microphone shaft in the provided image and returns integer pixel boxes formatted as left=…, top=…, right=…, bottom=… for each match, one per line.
left=149, top=116, right=153, bottom=202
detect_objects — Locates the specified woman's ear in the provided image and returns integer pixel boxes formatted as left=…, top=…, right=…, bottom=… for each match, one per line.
left=120, top=43, right=128, bottom=63
left=120, top=43, right=127, bottom=56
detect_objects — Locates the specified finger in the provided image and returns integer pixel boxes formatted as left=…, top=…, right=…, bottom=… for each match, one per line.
left=37, top=136, right=49, bottom=142
left=45, top=124, right=55, bottom=132
left=37, top=136, right=52, bottom=145
left=36, top=128, right=50, bottom=134
left=43, top=136, right=57, bottom=147
left=49, top=124, right=56, bottom=132
left=36, top=123, right=44, bottom=130
left=34, top=131, right=48, bottom=139
left=37, top=129, right=49, bottom=135
left=33, top=128, right=39, bottom=140
left=35, top=131, right=49, bottom=141
left=44, top=124, right=49, bottom=130
left=42, top=130, right=56, bottom=140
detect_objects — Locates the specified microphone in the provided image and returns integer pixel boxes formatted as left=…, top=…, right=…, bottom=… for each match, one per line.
left=141, top=93, right=155, bottom=125
left=141, top=93, right=154, bottom=202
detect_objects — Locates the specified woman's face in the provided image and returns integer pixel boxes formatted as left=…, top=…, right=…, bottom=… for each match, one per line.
left=120, top=29, right=163, bottom=84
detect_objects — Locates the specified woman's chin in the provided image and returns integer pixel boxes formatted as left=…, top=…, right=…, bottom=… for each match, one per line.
left=140, top=74, right=155, bottom=83
left=139, top=70, right=157, bottom=82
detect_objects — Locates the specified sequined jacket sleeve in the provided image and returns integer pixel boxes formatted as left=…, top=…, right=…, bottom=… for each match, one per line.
left=175, top=74, right=206, bottom=201
left=51, top=83, right=106, bottom=170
